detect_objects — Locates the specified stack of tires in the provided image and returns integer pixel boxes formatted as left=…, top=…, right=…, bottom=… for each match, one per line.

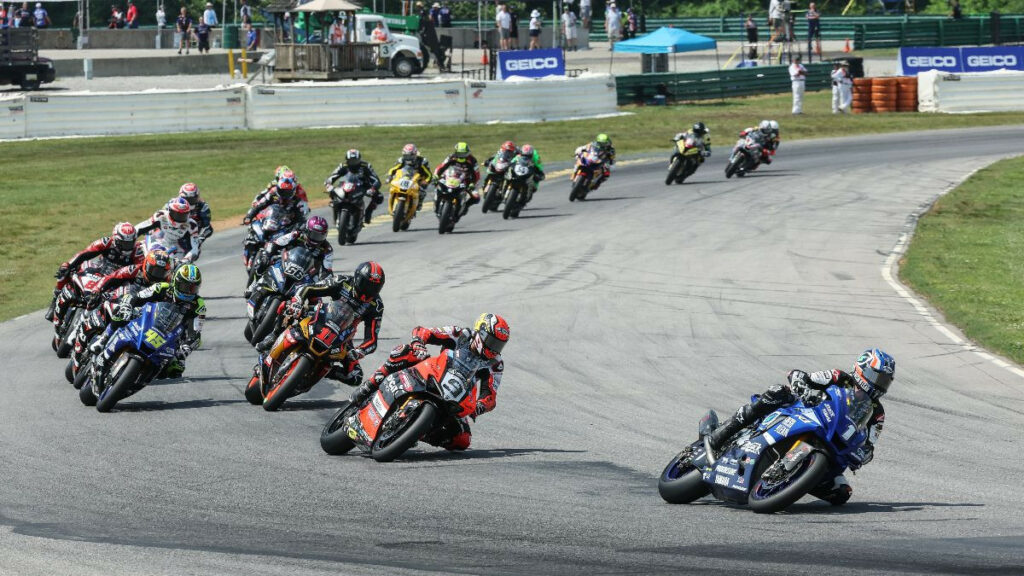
left=851, top=77, right=873, bottom=114
left=896, top=76, right=918, bottom=112
left=870, top=77, right=897, bottom=113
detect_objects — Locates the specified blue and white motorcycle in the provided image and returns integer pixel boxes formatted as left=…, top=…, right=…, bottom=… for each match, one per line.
left=79, top=301, right=187, bottom=412
left=658, top=384, right=873, bottom=513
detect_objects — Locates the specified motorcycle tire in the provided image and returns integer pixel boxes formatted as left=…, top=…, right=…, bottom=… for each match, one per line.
left=371, top=402, right=437, bottom=462
left=79, top=378, right=98, bottom=406
left=320, top=402, right=359, bottom=455
left=392, top=200, right=406, bottom=233
left=658, top=449, right=711, bottom=504
left=569, top=177, right=587, bottom=202
left=678, top=158, right=697, bottom=184
left=244, top=372, right=263, bottom=405
left=748, top=447, right=829, bottom=514
left=337, top=211, right=348, bottom=245
left=665, top=158, right=682, bottom=186
left=56, top=314, right=77, bottom=358
left=73, top=362, right=91, bottom=390
left=51, top=335, right=59, bottom=352
left=243, top=322, right=253, bottom=343
left=438, top=201, right=454, bottom=234
left=65, top=359, right=75, bottom=383
left=250, top=297, right=281, bottom=346
left=482, top=182, right=500, bottom=213
left=96, top=356, right=144, bottom=413
left=725, top=156, right=743, bottom=179
left=502, top=187, right=520, bottom=220
left=262, top=355, right=312, bottom=412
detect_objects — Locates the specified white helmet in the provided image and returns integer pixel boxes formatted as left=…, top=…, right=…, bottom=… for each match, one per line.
left=758, top=120, right=772, bottom=134
left=769, top=120, right=780, bottom=132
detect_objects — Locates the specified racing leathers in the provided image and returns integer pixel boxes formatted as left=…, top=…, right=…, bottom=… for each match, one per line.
left=50, top=238, right=144, bottom=324
left=188, top=199, right=214, bottom=247
left=90, top=283, right=206, bottom=378
left=325, top=160, right=383, bottom=225
left=386, top=156, right=433, bottom=212
left=519, top=149, right=545, bottom=204
left=351, top=325, right=503, bottom=451
left=576, top=142, right=616, bottom=189
left=738, top=127, right=777, bottom=166
left=706, top=368, right=885, bottom=505
left=673, top=129, right=712, bottom=164
left=255, top=229, right=333, bottom=279
left=244, top=186, right=310, bottom=225
left=435, top=153, right=481, bottom=211
left=72, top=265, right=157, bottom=362
left=136, top=209, right=201, bottom=263
left=255, top=274, right=383, bottom=386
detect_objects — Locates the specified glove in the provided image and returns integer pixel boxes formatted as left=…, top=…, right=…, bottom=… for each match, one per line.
left=176, top=343, right=192, bottom=360
left=411, top=327, right=432, bottom=343
left=348, top=347, right=366, bottom=361
left=55, top=263, right=70, bottom=280
left=410, top=340, right=429, bottom=360
left=242, top=215, right=253, bottom=225
left=285, top=297, right=303, bottom=317
left=86, top=292, right=104, bottom=309
left=787, top=370, right=811, bottom=396
left=116, top=300, right=134, bottom=321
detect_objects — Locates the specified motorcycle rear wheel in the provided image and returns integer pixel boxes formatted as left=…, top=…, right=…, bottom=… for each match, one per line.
left=658, top=448, right=711, bottom=504
left=320, top=402, right=359, bottom=455
left=371, top=402, right=437, bottom=462
left=262, top=355, right=312, bottom=412
left=665, top=158, right=682, bottom=185
left=392, top=200, right=406, bottom=233
left=748, top=447, right=829, bottom=514
left=96, top=356, right=144, bottom=413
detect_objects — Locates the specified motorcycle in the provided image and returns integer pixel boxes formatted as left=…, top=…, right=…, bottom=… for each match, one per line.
left=244, top=300, right=358, bottom=411
left=52, top=259, right=120, bottom=359
left=388, top=166, right=424, bottom=233
left=502, top=157, right=535, bottom=220
left=725, top=134, right=764, bottom=179
left=481, top=155, right=513, bottom=213
left=243, top=205, right=296, bottom=284
left=244, top=246, right=319, bottom=346
left=319, top=348, right=480, bottom=462
left=435, top=165, right=469, bottom=234
left=329, top=173, right=367, bottom=245
left=666, top=135, right=704, bottom=185
left=569, top=146, right=605, bottom=202
left=78, top=301, right=187, bottom=412
left=657, top=384, right=874, bottom=513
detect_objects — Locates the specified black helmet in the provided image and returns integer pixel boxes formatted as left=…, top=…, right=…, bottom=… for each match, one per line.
left=692, top=122, right=708, bottom=136
left=345, top=148, right=361, bottom=169
left=352, top=261, right=385, bottom=301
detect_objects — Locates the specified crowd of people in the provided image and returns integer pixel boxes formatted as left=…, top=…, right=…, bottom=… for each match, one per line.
left=0, top=2, right=50, bottom=28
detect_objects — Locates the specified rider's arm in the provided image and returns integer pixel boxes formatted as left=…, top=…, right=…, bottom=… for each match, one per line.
left=325, top=164, right=347, bottom=186
left=128, top=281, right=170, bottom=307
left=92, top=265, right=136, bottom=294
left=65, top=237, right=111, bottom=269
left=475, top=359, right=503, bottom=416
left=294, top=274, right=344, bottom=303
left=364, top=164, right=382, bottom=191
left=195, top=204, right=213, bottom=240
left=245, top=193, right=272, bottom=220
left=134, top=213, right=160, bottom=236
left=411, top=325, right=462, bottom=348
left=356, top=299, right=384, bottom=356
left=608, top=145, right=617, bottom=164
left=183, top=297, right=206, bottom=349
left=319, top=243, right=334, bottom=276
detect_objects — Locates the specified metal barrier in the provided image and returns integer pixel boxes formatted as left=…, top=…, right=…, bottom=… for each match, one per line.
left=615, top=63, right=833, bottom=105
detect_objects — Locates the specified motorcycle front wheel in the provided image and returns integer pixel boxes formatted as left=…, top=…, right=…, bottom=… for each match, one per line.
left=96, top=356, right=144, bottom=413
left=337, top=210, right=349, bottom=245
left=371, top=402, right=437, bottom=462
left=658, top=448, right=711, bottom=504
left=482, top=181, right=500, bottom=213
left=748, top=447, right=828, bottom=514
left=392, top=199, right=406, bottom=233
left=665, top=157, right=682, bottom=185
left=502, top=187, right=520, bottom=220
left=725, top=155, right=743, bottom=179
left=438, top=200, right=454, bottom=234
left=250, top=297, right=281, bottom=346
left=262, top=355, right=313, bottom=412
left=320, top=402, right=359, bottom=455
left=569, top=176, right=587, bottom=202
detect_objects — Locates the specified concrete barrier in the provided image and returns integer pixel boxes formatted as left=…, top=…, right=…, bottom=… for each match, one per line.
left=53, top=51, right=263, bottom=78
left=0, top=95, right=28, bottom=140
left=464, top=73, right=615, bottom=122
left=918, top=69, right=1024, bottom=112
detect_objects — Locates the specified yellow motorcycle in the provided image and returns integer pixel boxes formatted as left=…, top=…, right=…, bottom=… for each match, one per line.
left=388, top=166, right=424, bottom=232
left=666, top=134, right=704, bottom=185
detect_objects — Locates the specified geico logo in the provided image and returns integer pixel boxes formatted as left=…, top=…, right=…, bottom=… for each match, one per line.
left=967, top=55, right=1017, bottom=67
left=906, top=56, right=957, bottom=67
left=506, top=57, right=559, bottom=71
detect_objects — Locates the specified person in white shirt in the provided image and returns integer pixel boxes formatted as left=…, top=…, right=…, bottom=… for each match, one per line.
left=528, top=9, right=542, bottom=50
left=202, top=2, right=217, bottom=27
left=605, top=2, right=621, bottom=43
left=495, top=4, right=511, bottom=50
left=156, top=4, right=166, bottom=28
left=830, top=61, right=845, bottom=113
left=789, top=54, right=806, bottom=114
left=579, top=0, right=592, bottom=31
left=839, top=62, right=853, bottom=112
left=561, top=6, right=577, bottom=51
left=769, top=0, right=783, bottom=38
left=329, top=16, right=346, bottom=45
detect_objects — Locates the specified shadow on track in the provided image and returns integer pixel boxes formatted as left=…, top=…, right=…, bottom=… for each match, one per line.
left=515, top=214, right=571, bottom=220
left=389, top=447, right=588, bottom=462
left=112, top=398, right=249, bottom=412
left=202, top=295, right=245, bottom=301
left=352, top=239, right=413, bottom=246
left=278, top=398, right=349, bottom=411
left=448, top=229, right=512, bottom=235
left=577, top=196, right=641, bottom=202
left=785, top=500, right=985, bottom=515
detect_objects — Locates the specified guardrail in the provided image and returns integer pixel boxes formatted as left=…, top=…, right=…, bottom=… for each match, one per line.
left=918, top=70, right=1024, bottom=112
left=615, top=63, right=833, bottom=105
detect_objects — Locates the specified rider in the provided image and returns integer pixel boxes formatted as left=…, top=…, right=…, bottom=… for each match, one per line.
left=47, top=222, right=142, bottom=323
left=349, top=313, right=510, bottom=451
left=576, top=133, right=616, bottom=190
left=136, top=197, right=202, bottom=262
left=177, top=182, right=213, bottom=248
left=244, top=169, right=310, bottom=225
left=517, top=144, right=546, bottom=205
left=253, top=261, right=385, bottom=387
left=483, top=141, right=518, bottom=176
left=764, top=120, right=781, bottom=162
left=325, top=149, right=383, bottom=225
left=672, top=122, right=712, bottom=164
left=738, top=120, right=776, bottom=166
left=434, top=142, right=481, bottom=212
left=386, top=143, right=433, bottom=212
left=704, top=348, right=894, bottom=505
left=250, top=215, right=334, bottom=283
left=89, top=264, right=206, bottom=379
left=261, top=165, right=310, bottom=205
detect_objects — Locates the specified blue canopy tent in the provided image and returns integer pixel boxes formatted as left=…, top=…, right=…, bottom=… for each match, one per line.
left=611, top=26, right=720, bottom=73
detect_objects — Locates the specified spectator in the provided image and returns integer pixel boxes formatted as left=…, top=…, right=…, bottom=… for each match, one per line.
left=528, top=9, right=541, bottom=50
left=806, top=2, right=820, bottom=58
left=745, top=14, right=758, bottom=58
left=196, top=19, right=210, bottom=52
left=789, top=53, right=806, bottom=114
left=239, top=0, right=251, bottom=24
left=439, top=2, right=451, bottom=28
left=156, top=4, right=166, bottom=28
left=768, top=0, right=783, bottom=39
left=509, top=6, right=519, bottom=49
left=17, top=2, right=32, bottom=27
left=950, top=0, right=963, bottom=20
left=579, top=0, right=591, bottom=32
left=605, top=2, right=621, bottom=44
left=495, top=4, right=510, bottom=50
left=371, top=20, right=389, bottom=42
left=108, top=5, right=125, bottom=29
left=202, top=2, right=217, bottom=26
left=561, top=5, right=577, bottom=51
left=32, top=2, right=48, bottom=27
left=0, top=5, right=7, bottom=29
left=329, top=15, right=345, bottom=44
left=626, top=7, right=637, bottom=40
left=176, top=6, right=192, bottom=54
left=125, top=0, right=138, bottom=28
left=246, top=23, right=258, bottom=49
left=417, top=1, right=446, bottom=71
left=281, top=11, right=291, bottom=42
left=429, top=2, right=440, bottom=27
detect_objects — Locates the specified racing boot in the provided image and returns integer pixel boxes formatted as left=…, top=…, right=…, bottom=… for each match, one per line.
left=810, top=475, right=853, bottom=506
left=703, top=411, right=747, bottom=462
left=348, top=381, right=376, bottom=407
left=418, top=189, right=427, bottom=212
left=255, top=332, right=276, bottom=353
left=44, top=290, right=59, bottom=321
left=88, top=331, right=110, bottom=355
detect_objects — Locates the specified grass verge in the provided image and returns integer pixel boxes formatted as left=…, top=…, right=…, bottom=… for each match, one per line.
left=3, top=90, right=1024, bottom=320
left=901, top=155, right=1024, bottom=365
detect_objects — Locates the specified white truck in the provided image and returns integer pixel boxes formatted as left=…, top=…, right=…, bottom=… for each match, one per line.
left=352, top=14, right=425, bottom=78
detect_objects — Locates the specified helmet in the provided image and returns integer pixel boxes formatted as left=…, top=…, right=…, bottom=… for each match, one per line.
left=453, top=141, right=470, bottom=162
left=520, top=144, right=534, bottom=159
left=142, top=249, right=173, bottom=283
left=471, top=313, right=510, bottom=359
left=692, top=122, right=708, bottom=136
left=345, top=148, right=361, bottom=169
left=352, top=261, right=385, bottom=301
left=111, top=222, right=137, bottom=255
left=172, top=264, right=202, bottom=302
left=852, top=348, right=895, bottom=400
left=500, top=140, right=516, bottom=154
left=274, top=165, right=291, bottom=182
left=769, top=120, right=779, bottom=132
left=178, top=182, right=200, bottom=206
left=304, top=215, right=328, bottom=244
left=595, top=133, right=611, bottom=149
left=167, top=198, right=191, bottom=226
left=277, top=171, right=297, bottom=199
left=401, top=143, right=419, bottom=163
left=759, top=120, right=772, bottom=135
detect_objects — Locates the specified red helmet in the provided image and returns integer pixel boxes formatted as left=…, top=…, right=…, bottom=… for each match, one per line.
left=352, top=261, right=385, bottom=301
left=472, top=313, right=510, bottom=359
left=167, top=197, right=191, bottom=226
left=304, top=215, right=328, bottom=244
left=277, top=171, right=297, bottom=199
left=401, top=143, right=419, bottom=163
left=178, top=182, right=200, bottom=206
left=500, top=140, right=516, bottom=154
left=142, top=249, right=173, bottom=283
left=111, top=222, right=137, bottom=255
left=520, top=144, right=534, bottom=159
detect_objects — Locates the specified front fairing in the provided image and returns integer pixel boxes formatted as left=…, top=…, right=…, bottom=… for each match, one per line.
left=104, top=301, right=185, bottom=368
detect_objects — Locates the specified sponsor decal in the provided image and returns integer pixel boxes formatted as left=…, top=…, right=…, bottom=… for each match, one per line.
left=714, top=475, right=730, bottom=486
left=715, top=465, right=738, bottom=476
left=497, top=48, right=565, bottom=80
left=371, top=392, right=389, bottom=419
left=823, top=403, right=835, bottom=422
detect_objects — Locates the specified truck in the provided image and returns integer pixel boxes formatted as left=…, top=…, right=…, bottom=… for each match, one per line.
left=351, top=13, right=425, bottom=77
left=1, top=27, right=56, bottom=90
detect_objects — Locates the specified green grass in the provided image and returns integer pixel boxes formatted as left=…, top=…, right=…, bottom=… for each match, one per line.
left=3, top=90, right=1024, bottom=320
left=901, top=155, right=1024, bottom=365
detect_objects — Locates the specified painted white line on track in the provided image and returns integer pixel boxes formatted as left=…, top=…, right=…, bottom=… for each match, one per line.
left=881, top=162, right=1024, bottom=381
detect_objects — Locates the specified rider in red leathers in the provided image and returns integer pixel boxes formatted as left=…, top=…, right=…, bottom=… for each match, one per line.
left=244, top=170, right=310, bottom=225
left=349, top=313, right=510, bottom=451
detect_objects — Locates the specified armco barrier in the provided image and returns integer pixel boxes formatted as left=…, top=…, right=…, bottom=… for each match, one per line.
left=23, top=87, right=247, bottom=138
left=0, top=95, right=28, bottom=140
left=464, top=74, right=616, bottom=123
left=918, top=70, right=1024, bottom=113
left=616, top=63, right=832, bottom=105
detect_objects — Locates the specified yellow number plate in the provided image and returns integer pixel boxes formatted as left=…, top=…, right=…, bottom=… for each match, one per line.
left=145, top=329, right=166, bottom=348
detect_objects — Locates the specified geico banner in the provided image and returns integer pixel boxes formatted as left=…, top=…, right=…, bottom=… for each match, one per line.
left=961, top=46, right=1024, bottom=73
left=497, top=48, right=565, bottom=80
left=899, top=47, right=961, bottom=75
